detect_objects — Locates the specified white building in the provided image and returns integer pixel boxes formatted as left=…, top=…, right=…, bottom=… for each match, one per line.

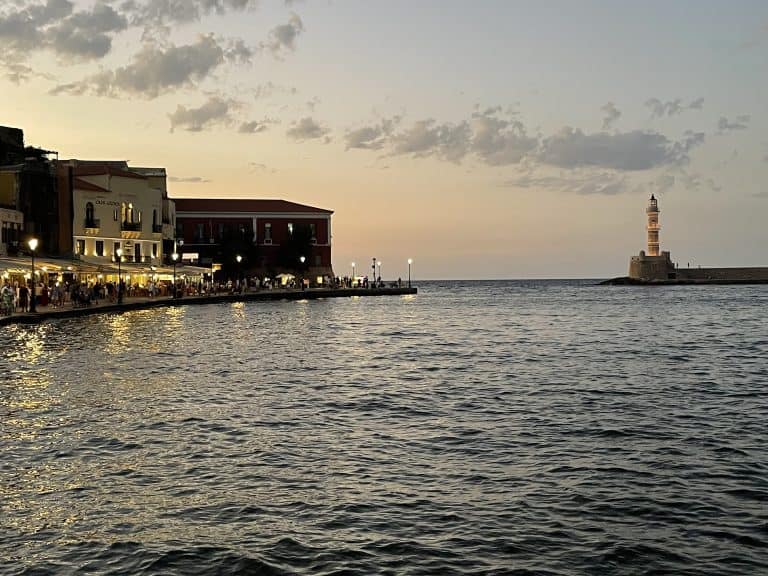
left=69, top=163, right=166, bottom=265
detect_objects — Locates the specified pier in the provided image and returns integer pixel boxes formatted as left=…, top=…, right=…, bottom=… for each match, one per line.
left=0, top=286, right=417, bottom=326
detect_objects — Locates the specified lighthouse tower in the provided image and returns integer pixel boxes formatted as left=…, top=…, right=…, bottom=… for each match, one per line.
left=646, top=194, right=660, bottom=256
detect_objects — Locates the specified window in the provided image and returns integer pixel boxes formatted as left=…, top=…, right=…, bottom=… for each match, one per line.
left=287, top=222, right=293, bottom=236
left=95, top=240, right=104, bottom=256
left=264, top=222, right=272, bottom=241
left=114, top=242, right=120, bottom=258
left=195, top=223, right=204, bottom=242
left=76, top=239, right=85, bottom=255
left=85, top=202, right=94, bottom=222
left=218, top=223, right=225, bottom=239
left=152, top=243, right=158, bottom=258
left=152, top=210, right=157, bottom=226
left=113, top=208, right=118, bottom=221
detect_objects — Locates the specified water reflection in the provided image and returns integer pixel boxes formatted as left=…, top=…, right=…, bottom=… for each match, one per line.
left=1, top=284, right=767, bottom=575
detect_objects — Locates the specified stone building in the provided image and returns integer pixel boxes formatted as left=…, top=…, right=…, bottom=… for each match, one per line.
left=173, top=198, right=334, bottom=281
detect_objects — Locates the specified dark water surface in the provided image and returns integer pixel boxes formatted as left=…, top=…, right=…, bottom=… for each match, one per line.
left=2, top=280, right=767, bottom=575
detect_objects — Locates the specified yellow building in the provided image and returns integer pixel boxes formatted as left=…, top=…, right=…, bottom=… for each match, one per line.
left=67, top=162, right=166, bottom=265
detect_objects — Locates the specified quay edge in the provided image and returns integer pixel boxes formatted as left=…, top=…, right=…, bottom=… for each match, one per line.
left=0, top=286, right=418, bottom=326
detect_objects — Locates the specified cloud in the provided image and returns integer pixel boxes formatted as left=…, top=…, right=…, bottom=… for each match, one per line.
left=389, top=119, right=471, bottom=163
left=253, top=81, right=297, bottom=99
left=47, top=2, right=128, bottom=59
left=645, top=97, right=705, bottom=118
left=345, top=117, right=399, bottom=150
left=0, top=0, right=128, bottom=61
left=717, top=115, right=750, bottom=133
left=286, top=116, right=330, bottom=141
left=469, top=109, right=537, bottom=165
left=224, top=37, right=253, bottom=64
left=4, top=62, right=54, bottom=83
left=123, top=0, right=259, bottom=28
left=238, top=118, right=278, bottom=133
left=168, top=175, right=211, bottom=183
left=601, top=102, right=621, bottom=130
left=54, top=35, right=225, bottom=97
left=504, top=170, right=628, bottom=196
left=261, top=13, right=303, bottom=55
left=168, top=97, right=232, bottom=132
left=537, top=127, right=703, bottom=171
left=249, top=162, right=276, bottom=173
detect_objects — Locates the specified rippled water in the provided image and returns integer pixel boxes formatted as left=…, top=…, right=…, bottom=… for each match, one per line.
left=1, top=280, right=767, bottom=575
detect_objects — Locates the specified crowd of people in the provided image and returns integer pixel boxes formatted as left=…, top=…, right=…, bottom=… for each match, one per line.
left=1, top=273, right=408, bottom=316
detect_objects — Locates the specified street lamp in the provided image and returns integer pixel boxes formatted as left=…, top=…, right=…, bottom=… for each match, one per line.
left=377, top=260, right=382, bottom=286
left=236, top=254, right=242, bottom=291
left=408, top=258, right=413, bottom=288
left=351, top=262, right=355, bottom=287
left=116, top=247, right=123, bottom=303
left=28, top=238, right=38, bottom=313
left=371, top=257, right=376, bottom=288
left=299, top=255, right=306, bottom=289
left=172, top=252, right=178, bottom=298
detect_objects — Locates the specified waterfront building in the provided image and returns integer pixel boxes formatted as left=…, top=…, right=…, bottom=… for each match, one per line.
left=0, top=126, right=63, bottom=255
left=62, top=160, right=167, bottom=266
left=173, top=198, right=334, bottom=281
left=0, top=207, right=23, bottom=257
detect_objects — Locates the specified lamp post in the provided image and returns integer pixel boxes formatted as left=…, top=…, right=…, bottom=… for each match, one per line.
left=172, top=252, right=178, bottom=298
left=377, top=260, right=382, bottom=286
left=408, top=258, right=413, bottom=288
left=28, top=238, right=38, bottom=313
left=371, top=257, right=376, bottom=288
left=299, top=255, right=306, bottom=289
left=236, top=254, right=242, bottom=292
left=351, top=262, right=355, bottom=287
left=116, top=247, right=123, bottom=304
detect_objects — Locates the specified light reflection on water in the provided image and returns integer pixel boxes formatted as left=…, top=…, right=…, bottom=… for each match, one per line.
left=1, top=281, right=767, bottom=575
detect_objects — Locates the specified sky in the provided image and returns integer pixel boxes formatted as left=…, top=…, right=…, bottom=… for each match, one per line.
left=1, top=0, right=767, bottom=279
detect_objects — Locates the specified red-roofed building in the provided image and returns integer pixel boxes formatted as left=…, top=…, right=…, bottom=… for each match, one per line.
left=173, top=197, right=334, bottom=279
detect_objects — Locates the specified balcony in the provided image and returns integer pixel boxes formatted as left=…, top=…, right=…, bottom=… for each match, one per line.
left=152, top=224, right=163, bottom=233
left=122, top=221, right=142, bottom=231
left=121, top=220, right=142, bottom=240
left=84, top=219, right=100, bottom=236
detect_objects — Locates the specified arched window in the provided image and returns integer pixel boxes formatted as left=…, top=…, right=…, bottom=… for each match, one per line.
left=85, top=202, right=94, bottom=223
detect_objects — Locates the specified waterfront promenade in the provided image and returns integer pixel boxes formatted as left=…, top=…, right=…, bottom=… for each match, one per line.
left=0, top=286, right=417, bottom=326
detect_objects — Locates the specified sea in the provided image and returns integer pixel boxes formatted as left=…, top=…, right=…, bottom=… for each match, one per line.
left=1, top=280, right=767, bottom=575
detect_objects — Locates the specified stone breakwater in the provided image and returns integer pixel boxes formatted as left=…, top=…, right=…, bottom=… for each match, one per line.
left=0, top=286, right=418, bottom=326
left=601, top=275, right=768, bottom=286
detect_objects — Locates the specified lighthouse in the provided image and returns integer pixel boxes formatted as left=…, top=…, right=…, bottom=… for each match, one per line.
left=646, top=194, right=660, bottom=256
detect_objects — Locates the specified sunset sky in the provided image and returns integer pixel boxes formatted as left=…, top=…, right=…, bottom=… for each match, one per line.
left=2, top=0, right=767, bottom=279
